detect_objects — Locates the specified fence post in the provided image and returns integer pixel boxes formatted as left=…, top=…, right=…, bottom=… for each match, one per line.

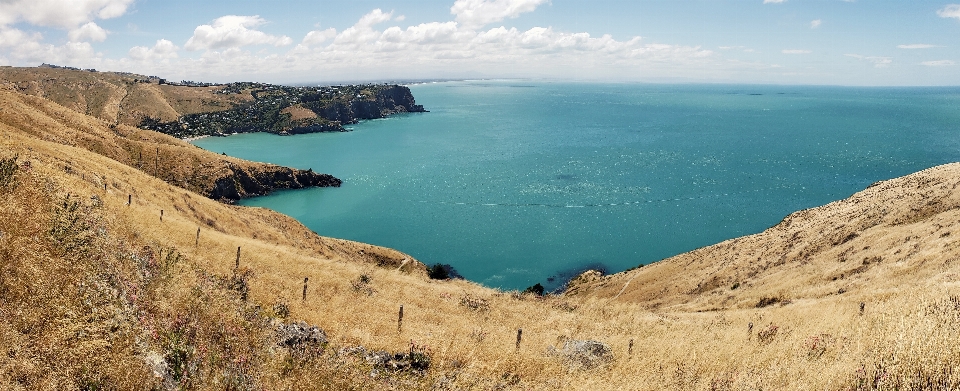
left=398, top=305, right=404, bottom=333
left=127, top=194, right=131, bottom=206
left=516, top=328, right=523, bottom=352
left=302, top=277, right=309, bottom=301
left=195, top=227, right=200, bottom=246
left=235, top=246, right=240, bottom=270
left=160, top=209, right=163, bottom=222
left=628, top=339, right=634, bottom=358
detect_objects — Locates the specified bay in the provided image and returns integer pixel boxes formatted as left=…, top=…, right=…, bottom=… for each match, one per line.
left=193, top=81, right=960, bottom=291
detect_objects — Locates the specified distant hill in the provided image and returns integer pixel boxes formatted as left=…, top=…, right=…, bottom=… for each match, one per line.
left=0, top=66, right=426, bottom=139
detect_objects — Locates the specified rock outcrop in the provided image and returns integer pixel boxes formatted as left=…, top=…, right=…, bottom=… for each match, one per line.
left=276, top=321, right=328, bottom=351
left=210, top=164, right=341, bottom=202
left=549, top=339, right=614, bottom=370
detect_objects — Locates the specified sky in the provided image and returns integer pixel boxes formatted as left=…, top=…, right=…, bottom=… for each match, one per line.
left=1, top=0, right=960, bottom=85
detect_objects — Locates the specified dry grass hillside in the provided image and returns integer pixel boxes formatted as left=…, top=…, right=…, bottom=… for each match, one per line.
left=0, top=81, right=335, bottom=201
left=2, top=79, right=960, bottom=390
left=568, top=163, right=960, bottom=311
left=0, top=66, right=249, bottom=126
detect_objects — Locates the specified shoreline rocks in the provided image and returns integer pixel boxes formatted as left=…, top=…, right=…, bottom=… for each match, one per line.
left=210, top=164, right=342, bottom=202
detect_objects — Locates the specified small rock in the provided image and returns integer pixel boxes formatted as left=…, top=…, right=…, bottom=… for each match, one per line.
left=276, top=321, right=327, bottom=350
left=549, top=339, right=613, bottom=369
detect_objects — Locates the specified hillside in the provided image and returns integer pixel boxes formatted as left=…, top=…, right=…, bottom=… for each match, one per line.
left=0, top=79, right=339, bottom=202
left=2, top=69, right=960, bottom=389
left=0, top=66, right=426, bottom=138
left=567, top=163, right=960, bottom=312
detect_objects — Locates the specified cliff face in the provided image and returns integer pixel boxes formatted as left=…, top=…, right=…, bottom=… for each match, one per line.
left=352, top=85, right=426, bottom=120
left=151, top=83, right=427, bottom=138
left=210, top=164, right=342, bottom=201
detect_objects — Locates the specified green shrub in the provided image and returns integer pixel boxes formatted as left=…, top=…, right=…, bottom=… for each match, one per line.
left=524, top=283, right=545, bottom=296
left=428, top=263, right=449, bottom=280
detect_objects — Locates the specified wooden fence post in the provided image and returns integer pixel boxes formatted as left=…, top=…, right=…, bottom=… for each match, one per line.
left=629, top=339, right=634, bottom=358
left=160, top=210, right=163, bottom=222
left=302, top=277, right=309, bottom=301
left=195, top=227, right=200, bottom=246
left=398, top=305, right=404, bottom=333
left=235, top=246, right=240, bottom=269
left=516, top=328, right=523, bottom=352
left=127, top=194, right=131, bottom=206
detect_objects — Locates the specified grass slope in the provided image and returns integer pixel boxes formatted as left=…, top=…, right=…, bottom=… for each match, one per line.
left=0, top=82, right=334, bottom=201
left=1, top=82, right=960, bottom=390
left=0, top=66, right=248, bottom=126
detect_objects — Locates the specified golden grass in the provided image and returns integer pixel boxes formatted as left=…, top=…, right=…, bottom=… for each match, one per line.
left=0, top=67, right=251, bottom=126
left=2, top=78, right=960, bottom=389
left=281, top=104, right=319, bottom=121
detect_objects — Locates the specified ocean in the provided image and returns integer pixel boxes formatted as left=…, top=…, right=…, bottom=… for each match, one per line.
left=193, top=81, right=960, bottom=291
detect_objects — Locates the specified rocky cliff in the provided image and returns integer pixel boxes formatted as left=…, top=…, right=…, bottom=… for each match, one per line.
left=210, top=164, right=341, bottom=201
left=146, top=83, right=427, bottom=138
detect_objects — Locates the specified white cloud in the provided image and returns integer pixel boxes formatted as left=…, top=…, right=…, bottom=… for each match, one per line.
left=845, top=54, right=892, bottom=68
left=0, top=27, right=99, bottom=66
left=293, top=9, right=715, bottom=82
left=0, top=27, right=39, bottom=48
left=782, top=49, right=811, bottom=54
left=897, top=44, right=938, bottom=49
left=451, top=0, right=549, bottom=30
left=302, top=28, right=337, bottom=46
left=185, top=15, right=293, bottom=51
left=938, top=4, right=960, bottom=20
left=129, top=39, right=179, bottom=61
left=332, top=9, right=394, bottom=46
left=0, top=0, right=132, bottom=29
left=380, top=22, right=461, bottom=46
left=921, top=60, right=954, bottom=66
left=763, top=0, right=786, bottom=4
left=810, top=19, right=822, bottom=29
left=68, top=22, right=108, bottom=42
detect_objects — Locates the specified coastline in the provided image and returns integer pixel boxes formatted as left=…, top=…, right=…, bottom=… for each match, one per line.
left=181, top=134, right=210, bottom=142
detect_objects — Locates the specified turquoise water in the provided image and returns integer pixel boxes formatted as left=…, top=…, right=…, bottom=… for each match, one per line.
left=194, top=81, right=960, bottom=291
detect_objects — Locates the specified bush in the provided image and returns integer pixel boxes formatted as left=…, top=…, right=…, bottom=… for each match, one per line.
left=427, top=263, right=449, bottom=280
left=427, top=263, right=462, bottom=280
left=524, top=283, right=545, bottom=296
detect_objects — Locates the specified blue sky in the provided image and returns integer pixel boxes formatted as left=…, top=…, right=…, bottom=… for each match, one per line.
left=1, top=0, right=959, bottom=85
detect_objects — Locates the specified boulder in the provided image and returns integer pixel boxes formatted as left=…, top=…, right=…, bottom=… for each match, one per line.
left=550, top=339, right=613, bottom=369
left=276, top=321, right=327, bottom=351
